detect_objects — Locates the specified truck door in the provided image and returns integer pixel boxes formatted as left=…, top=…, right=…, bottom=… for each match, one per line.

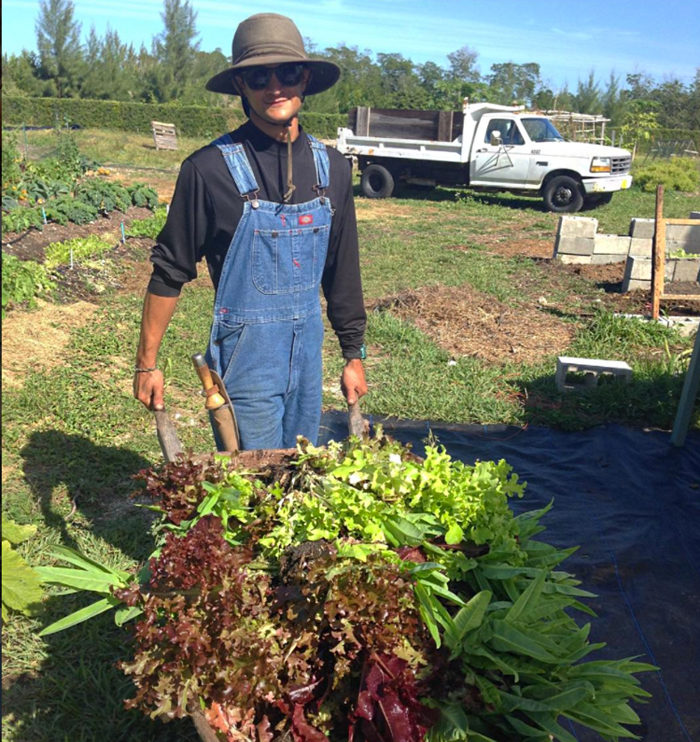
left=470, top=116, right=533, bottom=188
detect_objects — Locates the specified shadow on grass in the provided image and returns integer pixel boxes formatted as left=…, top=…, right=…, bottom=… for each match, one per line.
left=2, top=609, right=200, bottom=742
left=352, top=182, right=552, bottom=211
left=19, top=430, right=155, bottom=561
left=519, top=366, right=693, bottom=432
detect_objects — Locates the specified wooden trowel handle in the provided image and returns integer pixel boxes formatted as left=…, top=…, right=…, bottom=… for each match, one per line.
left=192, top=353, right=226, bottom=410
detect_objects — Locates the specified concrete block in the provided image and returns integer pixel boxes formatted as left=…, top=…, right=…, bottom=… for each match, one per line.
left=555, top=356, right=632, bottom=392
left=624, top=278, right=651, bottom=291
left=671, top=258, right=700, bottom=282
left=629, top=237, right=652, bottom=256
left=625, top=256, right=652, bottom=280
left=667, top=223, right=700, bottom=249
left=559, top=254, right=593, bottom=264
left=591, top=253, right=628, bottom=264
left=554, top=235, right=595, bottom=255
left=593, top=234, right=632, bottom=254
left=557, top=215, right=598, bottom=238
left=630, top=218, right=655, bottom=239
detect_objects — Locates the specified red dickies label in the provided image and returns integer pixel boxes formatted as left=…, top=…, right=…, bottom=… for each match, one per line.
left=299, top=214, right=313, bottom=225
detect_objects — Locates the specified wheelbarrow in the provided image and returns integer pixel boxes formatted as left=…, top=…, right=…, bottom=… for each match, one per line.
left=151, top=353, right=369, bottom=741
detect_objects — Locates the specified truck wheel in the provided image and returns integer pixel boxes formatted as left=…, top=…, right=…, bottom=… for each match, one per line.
left=361, top=164, right=395, bottom=198
left=543, top=175, right=584, bottom=213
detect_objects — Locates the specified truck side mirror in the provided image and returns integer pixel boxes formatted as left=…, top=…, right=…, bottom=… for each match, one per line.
left=489, top=130, right=502, bottom=146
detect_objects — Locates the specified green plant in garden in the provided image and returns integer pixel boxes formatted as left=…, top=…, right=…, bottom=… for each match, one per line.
left=125, top=206, right=167, bottom=238
left=1, top=205, right=45, bottom=233
left=633, top=157, right=700, bottom=193
left=75, top=177, right=131, bottom=213
left=38, top=436, right=653, bottom=741
left=44, top=234, right=115, bottom=270
left=127, top=182, right=160, bottom=210
left=1, top=254, right=56, bottom=316
left=2, top=515, right=43, bottom=621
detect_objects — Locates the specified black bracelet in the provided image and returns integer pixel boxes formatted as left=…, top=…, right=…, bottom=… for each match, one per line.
left=134, top=366, right=158, bottom=373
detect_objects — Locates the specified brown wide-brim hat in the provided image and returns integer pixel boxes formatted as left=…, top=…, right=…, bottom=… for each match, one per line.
left=206, top=13, right=340, bottom=96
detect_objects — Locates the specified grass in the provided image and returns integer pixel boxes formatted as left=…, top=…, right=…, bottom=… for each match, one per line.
left=2, top=129, right=699, bottom=741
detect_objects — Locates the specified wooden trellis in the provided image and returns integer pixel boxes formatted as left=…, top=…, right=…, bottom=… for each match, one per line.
left=651, top=185, right=699, bottom=319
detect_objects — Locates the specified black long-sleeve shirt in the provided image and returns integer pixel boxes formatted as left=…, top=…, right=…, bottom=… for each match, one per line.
left=148, top=121, right=366, bottom=358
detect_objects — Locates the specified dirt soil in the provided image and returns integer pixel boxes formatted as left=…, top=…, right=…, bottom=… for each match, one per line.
left=3, top=205, right=699, bottom=372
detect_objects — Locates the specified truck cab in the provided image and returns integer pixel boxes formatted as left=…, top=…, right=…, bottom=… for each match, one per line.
left=468, top=111, right=632, bottom=211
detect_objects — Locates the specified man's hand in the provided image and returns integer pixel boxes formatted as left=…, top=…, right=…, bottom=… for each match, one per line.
left=133, top=369, right=166, bottom=411
left=341, top=358, right=368, bottom=405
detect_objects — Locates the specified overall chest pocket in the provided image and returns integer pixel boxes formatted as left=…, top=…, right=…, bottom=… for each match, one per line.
left=252, top=224, right=329, bottom=295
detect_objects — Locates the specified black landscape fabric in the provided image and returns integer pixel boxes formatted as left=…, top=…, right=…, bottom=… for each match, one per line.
left=319, top=412, right=700, bottom=742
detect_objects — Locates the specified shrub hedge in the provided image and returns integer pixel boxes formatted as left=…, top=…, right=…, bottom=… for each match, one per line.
left=2, top=97, right=348, bottom=141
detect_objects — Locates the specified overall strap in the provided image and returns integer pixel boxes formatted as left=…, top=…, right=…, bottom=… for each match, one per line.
left=212, top=133, right=259, bottom=198
left=307, top=134, right=330, bottom=192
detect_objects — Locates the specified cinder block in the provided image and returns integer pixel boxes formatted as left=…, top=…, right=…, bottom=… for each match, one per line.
left=630, top=218, right=655, bottom=239
left=667, top=223, right=700, bottom=250
left=557, top=215, right=598, bottom=238
left=629, top=237, right=652, bottom=256
left=625, top=256, right=652, bottom=280
left=671, top=258, right=700, bottom=282
left=555, top=356, right=632, bottom=392
left=624, top=279, right=651, bottom=291
left=591, top=253, right=627, bottom=264
left=559, top=254, right=593, bottom=264
left=593, top=234, right=632, bottom=254
left=554, top=235, right=595, bottom=256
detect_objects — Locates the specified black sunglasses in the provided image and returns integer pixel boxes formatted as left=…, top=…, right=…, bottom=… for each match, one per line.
left=239, top=63, right=306, bottom=91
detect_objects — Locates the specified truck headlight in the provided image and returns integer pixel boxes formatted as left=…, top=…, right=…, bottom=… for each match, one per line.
left=591, top=157, right=611, bottom=173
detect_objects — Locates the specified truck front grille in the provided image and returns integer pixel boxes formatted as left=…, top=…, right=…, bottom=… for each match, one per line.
left=611, top=156, right=631, bottom=174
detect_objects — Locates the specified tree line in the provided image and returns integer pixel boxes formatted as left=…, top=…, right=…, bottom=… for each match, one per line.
left=3, top=0, right=699, bottom=136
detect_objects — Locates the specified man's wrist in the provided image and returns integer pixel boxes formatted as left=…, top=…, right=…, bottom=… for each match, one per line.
left=343, top=343, right=366, bottom=361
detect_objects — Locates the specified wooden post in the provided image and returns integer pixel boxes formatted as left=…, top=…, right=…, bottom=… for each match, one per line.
left=651, top=185, right=666, bottom=320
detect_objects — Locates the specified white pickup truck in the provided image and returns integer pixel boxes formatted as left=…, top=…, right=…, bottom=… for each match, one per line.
left=336, top=100, right=633, bottom=212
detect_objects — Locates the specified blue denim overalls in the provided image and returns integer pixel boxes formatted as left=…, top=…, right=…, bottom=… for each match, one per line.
left=205, top=133, right=333, bottom=450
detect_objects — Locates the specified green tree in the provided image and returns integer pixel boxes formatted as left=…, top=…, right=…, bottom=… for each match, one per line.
left=601, top=72, right=627, bottom=127
left=147, top=0, right=200, bottom=101
left=1, top=51, right=44, bottom=96
left=573, top=71, right=603, bottom=114
left=35, top=0, right=84, bottom=98
left=376, top=52, right=429, bottom=108
left=447, top=46, right=480, bottom=83
left=487, top=62, right=541, bottom=106
left=81, top=26, right=137, bottom=100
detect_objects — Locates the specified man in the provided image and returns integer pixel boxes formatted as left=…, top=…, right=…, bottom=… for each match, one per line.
left=133, top=13, right=367, bottom=450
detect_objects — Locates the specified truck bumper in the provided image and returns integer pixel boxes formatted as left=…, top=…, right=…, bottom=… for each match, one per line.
left=583, top=175, right=633, bottom=194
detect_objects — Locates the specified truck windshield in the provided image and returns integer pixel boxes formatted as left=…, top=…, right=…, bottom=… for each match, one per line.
left=521, top=118, right=565, bottom=142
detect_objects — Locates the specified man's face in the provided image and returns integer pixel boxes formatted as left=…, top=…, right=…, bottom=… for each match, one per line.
left=237, top=64, right=310, bottom=127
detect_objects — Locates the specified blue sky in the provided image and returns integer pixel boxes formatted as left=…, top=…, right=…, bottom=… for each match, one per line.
left=2, top=0, right=699, bottom=91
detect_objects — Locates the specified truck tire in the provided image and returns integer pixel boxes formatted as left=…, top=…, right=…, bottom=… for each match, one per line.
left=361, top=164, right=395, bottom=198
left=543, top=175, right=584, bottom=213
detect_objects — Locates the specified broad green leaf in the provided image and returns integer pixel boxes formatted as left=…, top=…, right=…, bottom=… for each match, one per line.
left=2, top=540, right=43, bottom=615
left=563, top=702, right=638, bottom=738
left=34, top=566, right=122, bottom=593
left=38, top=595, right=120, bottom=636
left=415, top=581, right=441, bottom=647
left=452, top=590, right=492, bottom=640
left=2, top=516, right=37, bottom=545
left=48, top=545, right=131, bottom=581
left=114, top=604, right=143, bottom=626
left=506, top=570, right=546, bottom=622
left=489, top=619, right=561, bottom=663
left=444, top=522, right=464, bottom=544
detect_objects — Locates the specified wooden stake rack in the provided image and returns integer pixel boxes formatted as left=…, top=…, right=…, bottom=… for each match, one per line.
left=651, top=185, right=699, bottom=319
